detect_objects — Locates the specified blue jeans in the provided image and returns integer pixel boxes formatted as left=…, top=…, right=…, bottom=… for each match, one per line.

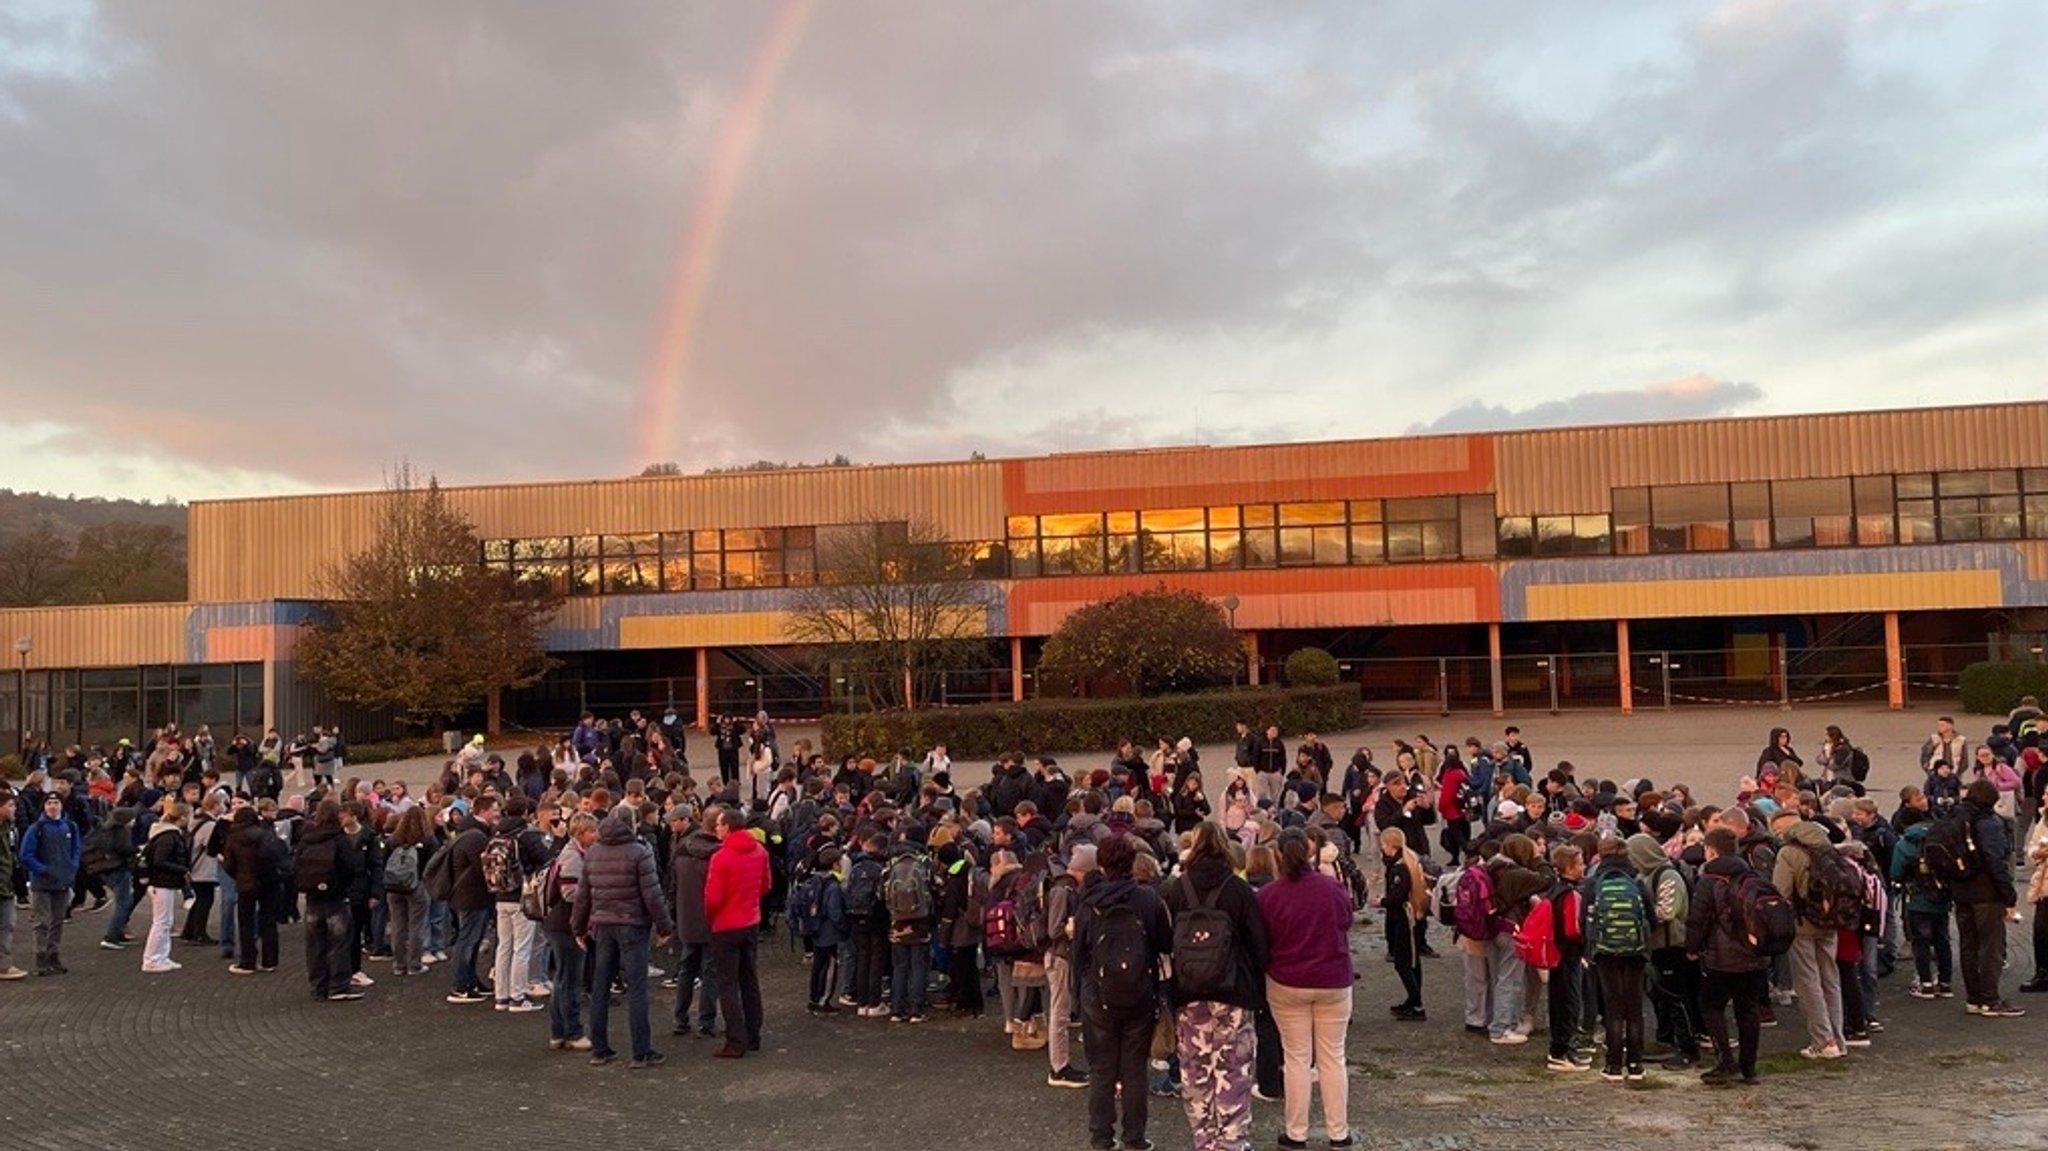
left=102, top=871, right=137, bottom=944
left=589, top=924, right=654, bottom=1060
left=427, top=898, right=451, bottom=954
left=891, top=939, right=931, bottom=1017
left=546, top=929, right=585, bottom=1041
left=451, top=906, right=490, bottom=994
left=218, top=884, right=239, bottom=958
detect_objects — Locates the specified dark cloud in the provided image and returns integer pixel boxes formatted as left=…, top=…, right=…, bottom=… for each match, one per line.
left=0, top=2, right=2041, bottom=498
left=1408, top=375, right=1763, bottom=434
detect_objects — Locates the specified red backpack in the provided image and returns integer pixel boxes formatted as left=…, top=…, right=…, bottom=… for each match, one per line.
left=1513, top=888, right=1580, bottom=970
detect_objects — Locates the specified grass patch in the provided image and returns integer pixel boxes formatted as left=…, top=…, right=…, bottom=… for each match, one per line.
left=1923, top=1047, right=2012, bottom=1069
left=1754, top=1052, right=1847, bottom=1076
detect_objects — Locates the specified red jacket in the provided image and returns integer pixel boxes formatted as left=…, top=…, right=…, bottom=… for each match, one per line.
left=1437, top=764, right=1469, bottom=821
left=703, top=829, right=771, bottom=934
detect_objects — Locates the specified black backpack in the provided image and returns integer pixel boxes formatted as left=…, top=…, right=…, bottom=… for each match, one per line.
left=1847, top=747, right=1871, bottom=783
left=845, top=857, right=884, bottom=920
left=1089, top=898, right=1155, bottom=1012
left=1790, top=842, right=1865, bottom=930
left=1920, top=813, right=1984, bottom=888
left=1169, top=876, right=1237, bottom=1001
left=295, top=834, right=341, bottom=896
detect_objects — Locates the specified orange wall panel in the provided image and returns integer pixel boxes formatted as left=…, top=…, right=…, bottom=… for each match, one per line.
left=1004, top=565, right=1500, bottom=635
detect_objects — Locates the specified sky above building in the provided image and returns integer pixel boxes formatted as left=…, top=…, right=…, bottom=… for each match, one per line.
left=2, top=0, right=2043, bottom=502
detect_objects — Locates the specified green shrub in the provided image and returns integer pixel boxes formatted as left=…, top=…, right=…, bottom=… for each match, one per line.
left=1284, top=647, right=1341, bottom=688
left=1958, top=660, right=2048, bottom=716
left=822, top=685, right=1365, bottom=760
left=0, top=754, right=22, bottom=782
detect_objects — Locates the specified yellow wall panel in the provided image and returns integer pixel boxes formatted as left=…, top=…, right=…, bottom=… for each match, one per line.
left=1525, top=570, right=2004, bottom=621
left=619, top=612, right=795, bottom=648
left=0, top=604, right=188, bottom=668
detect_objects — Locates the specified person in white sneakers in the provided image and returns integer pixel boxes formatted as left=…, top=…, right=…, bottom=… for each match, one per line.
left=139, top=803, right=192, bottom=974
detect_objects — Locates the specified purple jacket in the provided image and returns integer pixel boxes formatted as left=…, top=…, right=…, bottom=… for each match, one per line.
left=1256, top=871, right=1354, bottom=989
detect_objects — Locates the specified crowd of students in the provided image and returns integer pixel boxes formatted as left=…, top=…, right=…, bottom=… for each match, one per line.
left=4, top=699, right=2045, bottom=1151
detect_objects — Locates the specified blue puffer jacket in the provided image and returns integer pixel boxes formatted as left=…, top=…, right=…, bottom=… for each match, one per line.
left=20, top=815, right=81, bottom=892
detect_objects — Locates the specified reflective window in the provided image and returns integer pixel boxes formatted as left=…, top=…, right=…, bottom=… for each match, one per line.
left=1852, top=476, right=1895, bottom=545
left=1613, top=488, right=1651, bottom=555
left=1651, top=485, right=1731, bottom=553
left=1771, top=478, right=1851, bottom=548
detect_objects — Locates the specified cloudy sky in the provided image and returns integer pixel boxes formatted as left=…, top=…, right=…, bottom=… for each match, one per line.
left=2, top=0, right=2043, bottom=502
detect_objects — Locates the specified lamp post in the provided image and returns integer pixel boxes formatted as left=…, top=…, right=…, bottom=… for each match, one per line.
left=14, top=636, right=30, bottom=755
left=1222, top=595, right=1241, bottom=685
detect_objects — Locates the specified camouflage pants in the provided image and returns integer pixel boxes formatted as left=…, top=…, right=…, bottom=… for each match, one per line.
left=1176, top=1001, right=1254, bottom=1151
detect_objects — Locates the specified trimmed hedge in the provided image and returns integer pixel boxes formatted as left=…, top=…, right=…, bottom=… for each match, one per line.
left=1958, top=660, right=2048, bottom=716
left=822, top=686, right=1365, bottom=760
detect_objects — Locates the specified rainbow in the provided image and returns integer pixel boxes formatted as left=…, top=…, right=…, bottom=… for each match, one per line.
left=638, top=0, right=818, bottom=466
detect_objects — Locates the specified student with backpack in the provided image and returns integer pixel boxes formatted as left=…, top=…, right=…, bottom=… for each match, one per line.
left=1767, top=809, right=1851, bottom=1056
left=1890, top=816, right=1956, bottom=998
left=1074, top=834, right=1172, bottom=1151
left=540, top=812, right=597, bottom=1051
left=985, top=849, right=1049, bottom=1047
left=1532, top=844, right=1587, bottom=1071
left=1941, top=780, right=2024, bottom=1017
left=797, top=845, right=849, bottom=1014
left=483, top=796, right=552, bottom=1013
left=1044, top=844, right=1093, bottom=1087
left=843, top=828, right=891, bottom=1018
left=295, top=801, right=362, bottom=1002
left=1583, top=835, right=1651, bottom=1080
left=884, top=823, right=940, bottom=1024
left=438, top=794, right=497, bottom=1005
left=1628, top=832, right=1699, bottom=1068
left=1686, top=826, right=1782, bottom=1086
left=1163, top=822, right=1269, bottom=1151
left=382, top=806, right=431, bottom=977
left=179, top=796, right=225, bottom=946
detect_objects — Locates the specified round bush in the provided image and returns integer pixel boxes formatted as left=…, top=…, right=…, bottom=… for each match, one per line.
left=1284, top=647, right=1341, bottom=688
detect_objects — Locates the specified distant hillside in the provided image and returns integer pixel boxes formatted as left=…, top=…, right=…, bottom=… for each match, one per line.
left=0, top=491, right=188, bottom=606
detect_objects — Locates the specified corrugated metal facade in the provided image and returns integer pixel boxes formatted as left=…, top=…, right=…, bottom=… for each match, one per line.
left=190, top=462, right=1008, bottom=602
left=269, top=659, right=407, bottom=743
left=1494, top=402, right=2048, bottom=515
left=1003, top=435, right=1492, bottom=514
left=0, top=603, right=190, bottom=668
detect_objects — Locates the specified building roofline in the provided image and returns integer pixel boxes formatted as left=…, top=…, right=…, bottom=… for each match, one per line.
left=188, top=398, right=2048, bottom=509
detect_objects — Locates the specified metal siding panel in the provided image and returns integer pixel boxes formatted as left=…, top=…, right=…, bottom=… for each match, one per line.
left=1524, top=570, right=2003, bottom=620
left=1495, top=401, right=2048, bottom=515
left=190, top=463, right=1008, bottom=601
left=1004, top=435, right=1494, bottom=513
left=271, top=659, right=407, bottom=742
left=0, top=603, right=189, bottom=667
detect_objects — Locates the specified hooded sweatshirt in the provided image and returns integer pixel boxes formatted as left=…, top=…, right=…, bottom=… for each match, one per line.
left=1770, top=820, right=1835, bottom=939
left=141, top=819, right=191, bottom=889
left=1627, top=833, right=1688, bottom=951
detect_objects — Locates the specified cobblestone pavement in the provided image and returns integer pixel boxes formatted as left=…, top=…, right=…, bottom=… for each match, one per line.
left=2, top=901, right=2043, bottom=1151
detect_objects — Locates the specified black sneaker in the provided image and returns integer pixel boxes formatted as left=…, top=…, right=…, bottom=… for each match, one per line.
left=1120, top=1141, right=1154, bottom=1151
left=1393, top=1005, right=1427, bottom=1022
left=1047, top=1065, right=1088, bottom=1088
left=589, top=1051, right=616, bottom=1066
left=1277, top=1138, right=1310, bottom=1151
left=1985, top=1001, right=2028, bottom=1018
left=1700, top=1065, right=1737, bottom=1087
left=628, top=1051, right=667, bottom=1070
left=1601, top=1065, right=1624, bottom=1082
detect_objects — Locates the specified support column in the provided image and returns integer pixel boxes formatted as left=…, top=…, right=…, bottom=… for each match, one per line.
left=1616, top=619, right=1633, bottom=716
left=1885, top=611, right=1904, bottom=710
left=1246, top=631, right=1261, bottom=687
left=1010, top=636, right=1025, bottom=702
left=486, top=688, right=502, bottom=735
left=694, top=648, right=710, bottom=729
left=1488, top=623, right=1504, bottom=718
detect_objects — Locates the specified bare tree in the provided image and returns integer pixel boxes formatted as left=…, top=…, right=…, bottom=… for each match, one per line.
left=784, top=517, right=996, bottom=710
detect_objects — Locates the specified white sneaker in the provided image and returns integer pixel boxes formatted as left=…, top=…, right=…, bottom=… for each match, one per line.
left=526, top=982, right=553, bottom=999
left=1489, top=1030, right=1529, bottom=1045
left=349, top=971, right=375, bottom=988
left=506, top=998, right=544, bottom=1014
left=646, top=964, right=665, bottom=978
left=142, top=961, right=182, bottom=974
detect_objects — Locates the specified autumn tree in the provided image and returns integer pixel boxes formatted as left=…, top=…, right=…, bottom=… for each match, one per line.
left=0, top=518, right=72, bottom=606
left=1039, top=586, right=1240, bottom=696
left=784, top=518, right=996, bottom=710
left=64, top=522, right=185, bottom=603
left=296, top=467, right=559, bottom=728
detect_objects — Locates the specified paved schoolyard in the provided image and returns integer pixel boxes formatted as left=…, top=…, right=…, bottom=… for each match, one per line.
left=11, top=703, right=2040, bottom=1150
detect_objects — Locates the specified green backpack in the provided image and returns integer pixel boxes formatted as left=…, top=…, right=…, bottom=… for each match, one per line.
left=1584, top=868, right=1649, bottom=957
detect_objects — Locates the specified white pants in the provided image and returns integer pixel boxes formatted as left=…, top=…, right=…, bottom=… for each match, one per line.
left=493, top=903, right=537, bottom=1001
left=143, top=889, right=177, bottom=970
left=1266, top=979, right=1352, bottom=1143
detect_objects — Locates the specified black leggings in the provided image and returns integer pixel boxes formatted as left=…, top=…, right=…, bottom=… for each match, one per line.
left=1387, top=916, right=1422, bottom=1008
left=182, top=882, right=216, bottom=940
left=1596, top=956, right=1646, bottom=1070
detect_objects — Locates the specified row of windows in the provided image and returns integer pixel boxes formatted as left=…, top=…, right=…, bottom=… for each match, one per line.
left=1002, top=497, right=1491, bottom=575
left=481, top=469, right=2048, bottom=596
left=482, top=527, right=1009, bottom=595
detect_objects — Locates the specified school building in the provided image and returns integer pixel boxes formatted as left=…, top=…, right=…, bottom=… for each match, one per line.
left=5, top=400, right=2047, bottom=748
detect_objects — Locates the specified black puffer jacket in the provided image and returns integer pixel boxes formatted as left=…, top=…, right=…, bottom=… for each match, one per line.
left=571, top=815, right=674, bottom=936
left=1683, top=854, right=1768, bottom=974
left=446, top=817, right=492, bottom=913
left=1160, top=854, right=1269, bottom=1009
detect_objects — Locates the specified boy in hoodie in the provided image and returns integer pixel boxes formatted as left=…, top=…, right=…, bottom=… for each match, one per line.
left=1629, top=832, right=1698, bottom=1067
left=704, top=806, right=771, bottom=1057
left=668, top=806, right=724, bottom=1037
left=1544, top=845, right=1590, bottom=1071
left=885, top=823, right=940, bottom=1024
left=20, top=792, right=80, bottom=976
left=1769, top=810, right=1847, bottom=1057
left=1685, top=827, right=1767, bottom=1085
left=1890, top=817, right=1955, bottom=998
left=802, top=845, right=850, bottom=1013
left=1583, top=836, right=1651, bottom=1081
